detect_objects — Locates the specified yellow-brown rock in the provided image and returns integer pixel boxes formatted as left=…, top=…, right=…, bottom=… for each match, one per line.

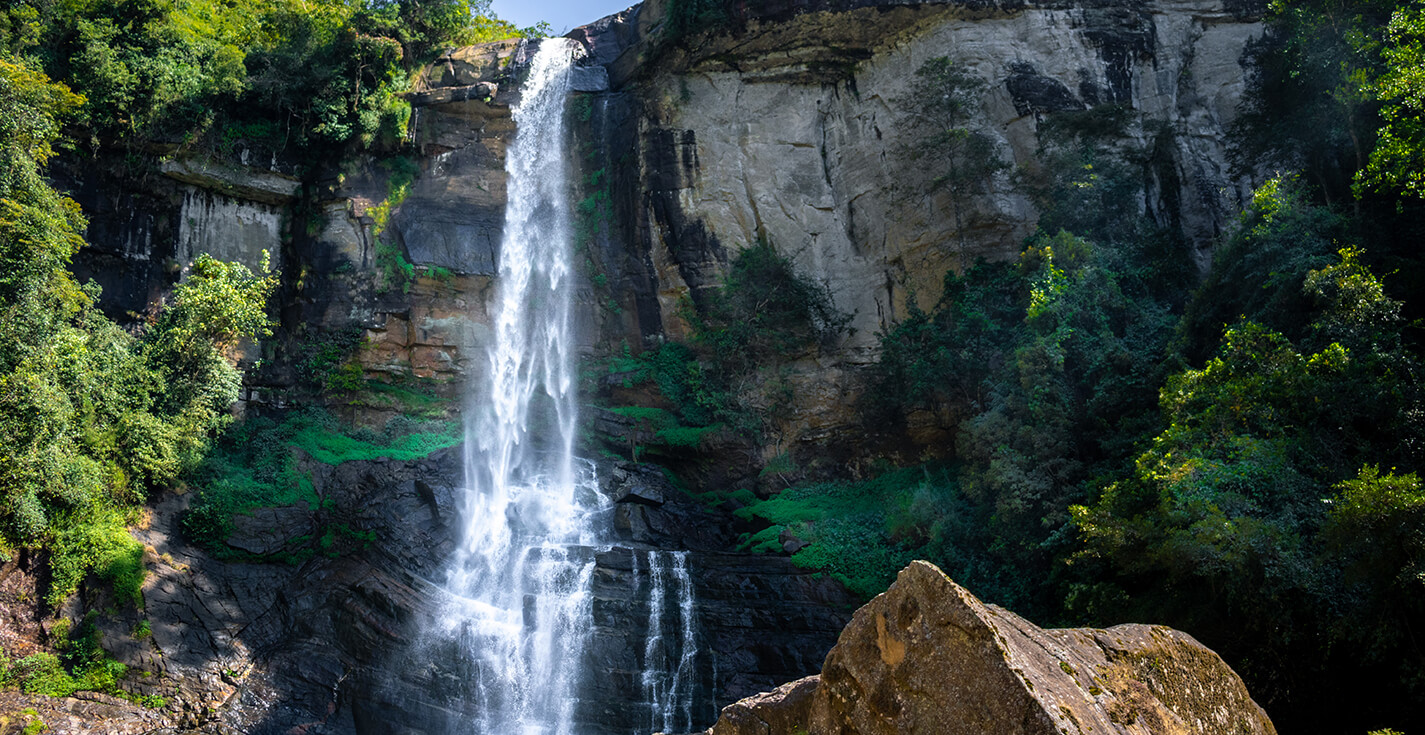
left=704, top=561, right=1277, bottom=735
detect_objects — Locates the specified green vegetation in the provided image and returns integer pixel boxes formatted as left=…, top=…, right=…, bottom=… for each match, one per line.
left=0, top=0, right=536, bottom=155
left=0, top=58, right=275, bottom=607
left=732, top=467, right=927, bottom=597
left=591, top=242, right=847, bottom=457
left=0, top=616, right=164, bottom=708
left=372, top=155, right=420, bottom=292
left=687, top=240, right=849, bottom=369
left=1359, top=7, right=1425, bottom=199
left=896, top=58, right=1007, bottom=255
left=182, top=409, right=459, bottom=553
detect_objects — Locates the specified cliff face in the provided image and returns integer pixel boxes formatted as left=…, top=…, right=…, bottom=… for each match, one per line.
left=67, top=0, right=1263, bottom=450
left=603, top=0, right=1259, bottom=347
left=569, top=0, right=1262, bottom=454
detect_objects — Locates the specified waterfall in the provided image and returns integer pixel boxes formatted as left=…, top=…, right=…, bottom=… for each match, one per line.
left=641, top=552, right=700, bottom=735
left=437, top=40, right=599, bottom=735
left=425, top=38, right=710, bottom=735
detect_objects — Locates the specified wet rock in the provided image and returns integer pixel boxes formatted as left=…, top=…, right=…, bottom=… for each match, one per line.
left=1005, top=61, right=1087, bottom=117
left=570, top=65, right=611, bottom=93
left=779, top=527, right=809, bottom=554
left=224, top=505, right=313, bottom=555
left=613, top=464, right=668, bottom=505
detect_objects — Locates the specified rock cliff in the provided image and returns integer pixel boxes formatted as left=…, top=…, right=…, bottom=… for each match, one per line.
left=65, top=0, right=1264, bottom=453
left=704, top=560, right=1277, bottom=735
left=560, top=0, right=1264, bottom=452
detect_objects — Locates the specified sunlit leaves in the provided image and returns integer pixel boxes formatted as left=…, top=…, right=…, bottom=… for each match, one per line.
left=1358, top=8, right=1425, bottom=198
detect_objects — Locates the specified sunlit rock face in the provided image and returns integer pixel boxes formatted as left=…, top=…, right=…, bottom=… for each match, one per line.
left=66, top=0, right=1264, bottom=452
left=704, top=560, right=1278, bottom=735
left=562, top=0, right=1263, bottom=455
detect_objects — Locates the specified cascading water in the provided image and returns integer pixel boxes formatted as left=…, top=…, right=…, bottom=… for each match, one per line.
left=421, top=38, right=711, bottom=735
left=436, top=40, right=600, bottom=735
left=639, top=552, right=700, bottom=735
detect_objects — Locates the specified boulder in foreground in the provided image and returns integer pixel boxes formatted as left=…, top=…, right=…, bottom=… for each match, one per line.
left=707, top=560, right=1277, bottom=735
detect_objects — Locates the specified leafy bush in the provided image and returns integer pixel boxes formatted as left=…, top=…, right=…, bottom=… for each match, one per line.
left=0, top=57, right=274, bottom=607
left=689, top=240, right=849, bottom=368
left=48, top=506, right=146, bottom=608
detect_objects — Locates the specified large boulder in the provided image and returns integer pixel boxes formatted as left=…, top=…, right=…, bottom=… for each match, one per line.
left=704, top=560, right=1277, bottom=735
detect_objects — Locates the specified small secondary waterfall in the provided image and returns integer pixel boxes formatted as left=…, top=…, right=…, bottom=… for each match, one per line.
left=637, top=552, right=700, bottom=735
left=427, top=39, right=710, bottom=735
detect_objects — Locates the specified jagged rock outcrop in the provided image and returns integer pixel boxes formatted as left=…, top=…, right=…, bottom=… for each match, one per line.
left=704, top=560, right=1277, bottom=735
left=0, top=691, right=178, bottom=735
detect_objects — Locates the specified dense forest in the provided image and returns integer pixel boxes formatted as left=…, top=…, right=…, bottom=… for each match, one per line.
left=0, top=0, right=1422, bottom=732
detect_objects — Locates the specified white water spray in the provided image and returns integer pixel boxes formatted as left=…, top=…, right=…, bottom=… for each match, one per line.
left=430, top=39, right=709, bottom=735
left=438, top=40, right=600, bottom=735
left=641, top=552, right=700, bottom=735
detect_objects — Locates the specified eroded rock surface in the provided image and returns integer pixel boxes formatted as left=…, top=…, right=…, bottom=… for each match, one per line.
left=703, top=560, right=1277, bottom=735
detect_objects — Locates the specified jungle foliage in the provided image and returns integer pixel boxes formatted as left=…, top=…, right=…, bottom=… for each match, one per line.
left=593, top=241, right=848, bottom=457
left=838, top=6, right=1425, bottom=729
left=0, top=57, right=275, bottom=610
left=0, top=0, right=535, bottom=154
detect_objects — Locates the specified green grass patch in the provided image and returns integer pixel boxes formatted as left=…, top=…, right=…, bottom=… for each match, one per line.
left=363, top=380, right=448, bottom=414
left=290, top=418, right=459, bottom=464
left=182, top=409, right=459, bottom=553
left=734, top=466, right=956, bottom=599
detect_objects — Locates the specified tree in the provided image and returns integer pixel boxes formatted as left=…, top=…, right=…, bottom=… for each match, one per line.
left=1358, top=7, right=1425, bottom=199
left=1071, top=246, right=1423, bottom=721
left=897, top=57, right=1007, bottom=257
left=0, top=57, right=275, bottom=605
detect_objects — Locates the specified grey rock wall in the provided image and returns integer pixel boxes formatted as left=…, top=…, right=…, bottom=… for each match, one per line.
left=590, top=0, right=1262, bottom=360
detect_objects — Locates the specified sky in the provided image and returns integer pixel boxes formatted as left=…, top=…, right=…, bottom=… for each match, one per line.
left=489, top=0, right=638, bottom=35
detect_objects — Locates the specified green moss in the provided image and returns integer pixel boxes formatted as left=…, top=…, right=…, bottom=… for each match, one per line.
left=739, top=526, right=784, bottom=554
left=182, top=409, right=458, bottom=554
left=23, top=715, right=47, bottom=735
left=732, top=466, right=955, bottom=599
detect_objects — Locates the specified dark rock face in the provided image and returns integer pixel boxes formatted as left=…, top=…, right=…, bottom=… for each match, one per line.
left=702, top=561, right=1278, bottom=735
left=1006, top=62, right=1087, bottom=117
left=91, top=449, right=851, bottom=735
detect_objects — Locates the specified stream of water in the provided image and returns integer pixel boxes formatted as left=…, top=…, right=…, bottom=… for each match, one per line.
left=431, top=39, right=705, bottom=735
